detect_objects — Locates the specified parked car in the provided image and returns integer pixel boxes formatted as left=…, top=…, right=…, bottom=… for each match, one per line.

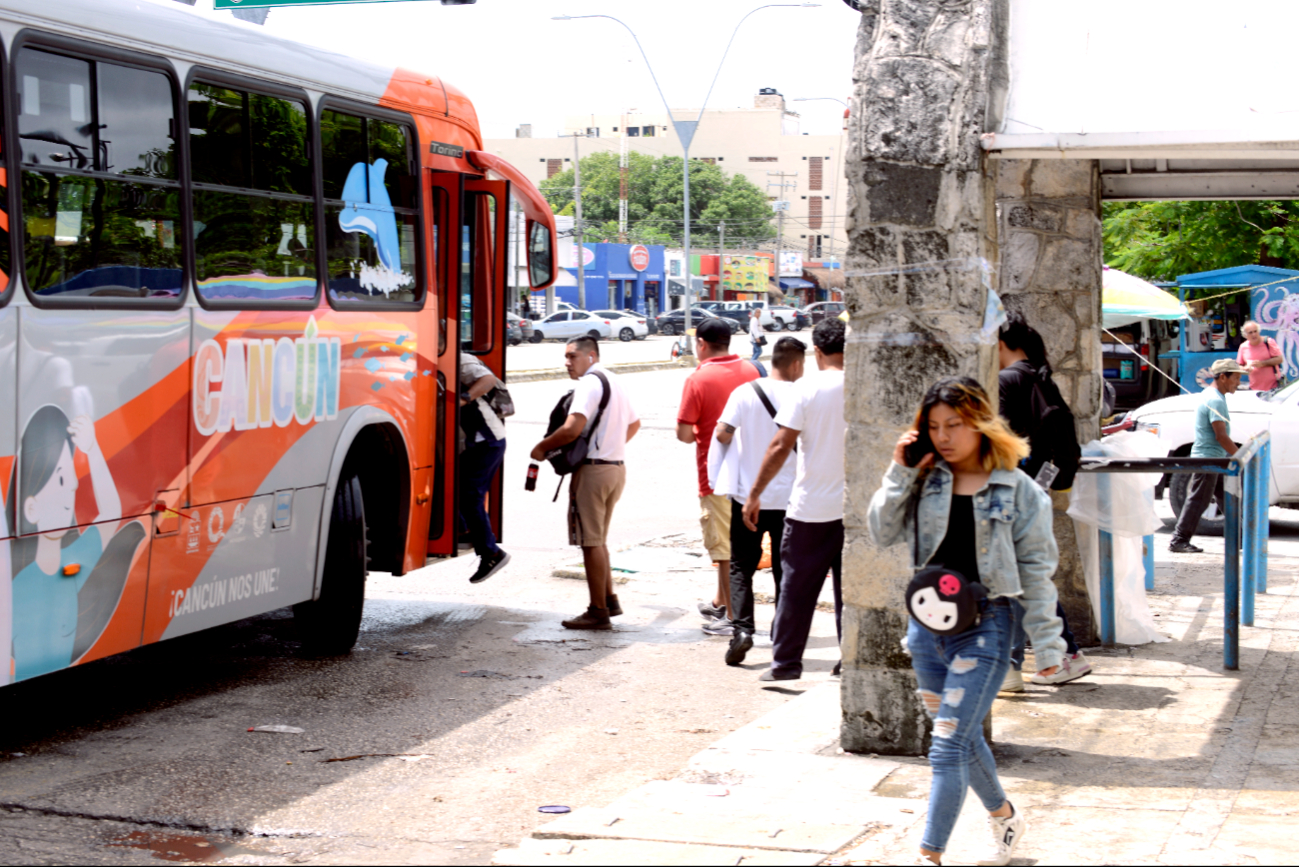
left=526, top=300, right=578, bottom=321
left=802, top=301, right=845, bottom=325
left=1103, top=319, right=1179, bottom=411
left=717, top=301, right=797, bottom=331
left=768, top=305, right=804, bottom=331
left=633, top=309, right=659, bottom=335
left=506, top=311, right=534, bottom=346
left=656, top=307, right=738, bottom=336
left=694, top=300, right=726, bottom=313
left=530, top=310, right=614, bottom=342
left=593, top=310, right=650, bottom=342
left=1124, top=382, right=1299, bottom=534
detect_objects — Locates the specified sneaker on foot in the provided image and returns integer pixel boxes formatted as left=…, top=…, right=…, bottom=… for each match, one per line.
left=1030, top=650, right=1092, bottom=685
left=976, top=804, right=1027, bottom=866
left=725, top=630, right=754, bottom=666
left=832, top=660, right=842, bottom=677
left=698, top=601, right=727, bottom=620
left=562, top=606, right=612, bottom=631
left=606, top=594, right=623, bottom=617
left=1000, top=667, right=1025, bottom=693
left=702, top=619, right=735, bottom=637
left=1169, top=540, right=1204, bottom=554
left=759, top=668, right=801, bottom=682
left=469, top=549, right=510, bottom=584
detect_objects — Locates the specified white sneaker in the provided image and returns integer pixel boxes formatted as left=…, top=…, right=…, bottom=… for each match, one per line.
left=1030, top=650, right=1093, bottom=685
left=999, top=667, right=1025, bottom=693
left=701, top=619, right=735, bottom=637
left=976, top=804, right=1027, bottom=866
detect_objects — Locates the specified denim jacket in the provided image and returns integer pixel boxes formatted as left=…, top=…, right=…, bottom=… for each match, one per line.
left=867, top=460, right=1066, bottom=671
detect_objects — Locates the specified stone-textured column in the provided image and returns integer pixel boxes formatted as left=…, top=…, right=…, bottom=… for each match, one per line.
left=840, top=0, right=1009, bottom=756
left=995, top=158, right=1103, bottom=645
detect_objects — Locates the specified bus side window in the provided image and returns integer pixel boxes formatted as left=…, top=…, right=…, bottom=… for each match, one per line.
left=460, top=191, right=496, bottom=353
left=188, top=81, right=315, bottom=305
left=17, top=48, right=182, bottom=302
left=431, top=185, right=449, bottom=357
left=322, top=110, right=421, bottom=307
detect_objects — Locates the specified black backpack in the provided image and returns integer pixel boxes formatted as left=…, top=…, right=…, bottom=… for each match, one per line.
left=1026, top=368, right=1081, bottom=491
left=544, top=370, right=610, bottom=477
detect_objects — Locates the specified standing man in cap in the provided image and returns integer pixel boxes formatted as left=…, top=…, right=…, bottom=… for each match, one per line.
left=1170, top=357, right=1246, bottom=553
left=677, top=317, right=762, bottom=633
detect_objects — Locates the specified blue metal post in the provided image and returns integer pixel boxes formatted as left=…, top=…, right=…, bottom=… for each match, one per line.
left=1260, top=439, right=1271, bottom=594
left=1224, top=470, right=1241, bottom=671
left=1099, top=529, right=1116, bottom=646
left=1143, top=534, right=1155, bottom=592
left=1242, top=453, right=1258, bottom=628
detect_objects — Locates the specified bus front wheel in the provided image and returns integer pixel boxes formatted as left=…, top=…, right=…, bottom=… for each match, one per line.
left=295, top=474, right=368, bottom=655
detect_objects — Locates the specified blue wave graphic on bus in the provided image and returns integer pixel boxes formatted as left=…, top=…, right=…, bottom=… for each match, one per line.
left=339, top=160, right=412, bottom=298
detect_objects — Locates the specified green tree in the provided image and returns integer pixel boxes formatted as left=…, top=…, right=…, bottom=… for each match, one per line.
left=1103, top=200, right=1299, bottom=281
left=540, top=151, right=776, bottom=248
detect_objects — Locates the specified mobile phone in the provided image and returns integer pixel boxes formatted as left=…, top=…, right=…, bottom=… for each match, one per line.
left=903, top=429, right=934, bottom=467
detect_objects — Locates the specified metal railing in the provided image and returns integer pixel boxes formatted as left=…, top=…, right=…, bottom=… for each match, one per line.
left=1078, top=430, right=1271, bottom=670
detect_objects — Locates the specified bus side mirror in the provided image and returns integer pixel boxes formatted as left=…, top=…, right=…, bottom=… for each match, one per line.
left=528, top=220, right=554, bottom=288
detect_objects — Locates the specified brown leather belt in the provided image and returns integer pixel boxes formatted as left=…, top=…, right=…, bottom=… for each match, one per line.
left=582, top=459, right=624, bottom=466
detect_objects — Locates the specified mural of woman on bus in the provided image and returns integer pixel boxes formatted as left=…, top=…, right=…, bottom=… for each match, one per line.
left=5, top=406, right=144, bottom=682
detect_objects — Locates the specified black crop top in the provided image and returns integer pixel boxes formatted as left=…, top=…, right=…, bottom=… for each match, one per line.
left=930, top=494, right=981, bottom=585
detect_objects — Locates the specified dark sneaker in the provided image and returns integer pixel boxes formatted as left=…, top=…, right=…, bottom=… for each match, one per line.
left=725, top=630, right=754, bottom=666
left=698, top=601, right=726, bottom=620
left=469, top=549, right=510, bottom=584
left=1169, top=541, right=1204, bottom=554
left=832, top=660, right=842, bottom=677
left=562, top=606, right=612, bottom=631
left=606, top=594, right=623, bottom=617
left=760, top=668, right=801, bottom=682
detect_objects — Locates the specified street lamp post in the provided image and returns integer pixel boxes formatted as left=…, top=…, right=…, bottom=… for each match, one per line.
left=555, top=4, right=818, bottom=351
left=792, top=96, right=848, bottom=291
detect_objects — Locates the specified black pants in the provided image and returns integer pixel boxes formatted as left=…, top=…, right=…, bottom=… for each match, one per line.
left=727, top=499, right=785, bottom=634
left=771, top=517, right=844, bottom=677
left=1172, top=472, right=1225, bottom=545
left=457, top=438, right=506, bottom=558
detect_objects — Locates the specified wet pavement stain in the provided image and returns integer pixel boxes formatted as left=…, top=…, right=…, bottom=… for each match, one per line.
left=107, top=830, right=257, bottom=863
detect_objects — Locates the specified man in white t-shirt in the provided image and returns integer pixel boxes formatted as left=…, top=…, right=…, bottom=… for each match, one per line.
left=531, top=336, right=641, bottom=631
left=712, top=336, right=805, bottom=665
left=743, top=319, right=846, bottom=682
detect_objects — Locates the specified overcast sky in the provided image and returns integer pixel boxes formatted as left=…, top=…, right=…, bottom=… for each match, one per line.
left=190, top=0, right=860, bottom=139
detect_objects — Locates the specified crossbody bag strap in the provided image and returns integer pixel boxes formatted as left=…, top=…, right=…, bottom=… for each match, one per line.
left=587, top=371, right=611, bottom=450
left=750, top=380, right=796, bottom=452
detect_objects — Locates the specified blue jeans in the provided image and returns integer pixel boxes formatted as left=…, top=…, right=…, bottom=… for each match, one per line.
left=750, top=339, right=762, bottom=360
left=458, top=437, right=506, bottom=558
left=907, top=600, right=1018, bottom=854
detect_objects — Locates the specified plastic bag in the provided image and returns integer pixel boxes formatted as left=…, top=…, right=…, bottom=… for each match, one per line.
left=1068, top=432, right=1169, bottom=646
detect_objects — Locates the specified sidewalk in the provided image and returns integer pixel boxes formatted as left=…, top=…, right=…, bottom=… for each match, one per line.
left=492, top=528, right=1299, bottom=866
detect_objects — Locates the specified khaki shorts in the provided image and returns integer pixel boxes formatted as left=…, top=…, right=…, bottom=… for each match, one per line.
left=700, top=493, right=733, bottom=561
left=568, top=463, right=626, bottom=547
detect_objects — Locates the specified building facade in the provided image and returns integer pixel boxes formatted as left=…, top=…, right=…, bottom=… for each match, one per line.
left=531, top=243, right=666, bottom=317
left=483, top=89, right=849, bottom=266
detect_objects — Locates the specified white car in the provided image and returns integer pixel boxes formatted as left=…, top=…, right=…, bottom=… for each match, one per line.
left=1124, top=382, right=1299, bottom=532
left=722, top=301, right=797, bottom=331
left=530, top=310, right=614, bottom=342
left=593, top=310, right=649, bottom=342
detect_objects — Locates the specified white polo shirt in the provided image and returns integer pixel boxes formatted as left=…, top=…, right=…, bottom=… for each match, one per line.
left=775, top=369, right=846, bottom=523
left=570, top=363, right=639, bottom=461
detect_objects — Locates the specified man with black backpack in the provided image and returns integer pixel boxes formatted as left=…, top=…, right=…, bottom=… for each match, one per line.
left=530, top=337, right=640, bottom=630
left=998, top=313, right=1091, bottom=688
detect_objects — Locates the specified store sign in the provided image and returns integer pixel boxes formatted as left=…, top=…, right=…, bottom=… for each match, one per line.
left=779, top=250, right=803, bottom=278
left=629, top=244, right=650, bottom=272
left=721, top=254, right=769, bottom=297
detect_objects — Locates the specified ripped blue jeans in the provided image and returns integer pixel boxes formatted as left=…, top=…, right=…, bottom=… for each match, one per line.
left=906, top=598, right=1019, bottom=854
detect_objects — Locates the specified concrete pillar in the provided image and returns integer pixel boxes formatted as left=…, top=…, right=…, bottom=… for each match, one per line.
left=840, top=0, right=1009, bottom=756
left=995, top=158, right=1103, bottom=645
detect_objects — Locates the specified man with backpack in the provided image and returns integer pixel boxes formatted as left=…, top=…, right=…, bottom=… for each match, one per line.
left=997, top=313, right=1090, bottom=688
left=530, top=337, right=640, bottom=630
left=711, top=336, right=806, bottom=665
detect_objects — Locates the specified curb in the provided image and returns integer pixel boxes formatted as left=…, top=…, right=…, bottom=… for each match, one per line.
left=508, top=358, right=699, bottom=384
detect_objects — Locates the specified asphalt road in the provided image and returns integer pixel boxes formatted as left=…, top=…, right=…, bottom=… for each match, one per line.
left=0, top=366, right=844, bottom=866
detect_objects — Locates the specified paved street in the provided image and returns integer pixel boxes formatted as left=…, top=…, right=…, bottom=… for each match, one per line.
left=0, top=365, right=842, bottom=866
left=504, top=331, right=803, bottom=376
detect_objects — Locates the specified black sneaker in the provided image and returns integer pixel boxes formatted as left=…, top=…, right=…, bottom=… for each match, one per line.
left=725, top=630, right=754, bottom=666
left=1168, top=541, right=1204, bottom=554
left=606, top=594, right=623, bottom=617
left=469, top=549, right=510, bottom=583
left=759, top=668, right=801, bottom=682
left=832, top=660, right=842, bottom=677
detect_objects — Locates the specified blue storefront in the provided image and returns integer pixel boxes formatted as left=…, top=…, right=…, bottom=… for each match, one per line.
left=534, top=243, right=667, bottom=316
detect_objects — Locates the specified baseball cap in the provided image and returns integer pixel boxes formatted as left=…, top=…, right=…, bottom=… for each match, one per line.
left=695, top=318, right=732, bottom=345
left=1210, top=358, right=1247, bottom=376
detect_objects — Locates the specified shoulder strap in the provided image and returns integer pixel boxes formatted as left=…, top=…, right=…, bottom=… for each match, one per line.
left=751, top=379, right=778, bottom=419
left=1270, top=337, right=1282, bottom=357
left=587, top=371, right=612, bottom=448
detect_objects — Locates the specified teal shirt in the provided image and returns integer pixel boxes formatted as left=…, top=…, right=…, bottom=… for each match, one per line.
left=12, top=526, right=102, bottom=682
left=1191, top=388, right=1231, bottom=458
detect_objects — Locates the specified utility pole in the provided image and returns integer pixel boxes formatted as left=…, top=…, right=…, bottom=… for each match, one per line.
left=573, top=133, right=586, bottom=311
left=767, top=170, right=797, bottom=306
left=718, top=220, right=725, bottom=298
left=619, top=112, right=629, bottom=244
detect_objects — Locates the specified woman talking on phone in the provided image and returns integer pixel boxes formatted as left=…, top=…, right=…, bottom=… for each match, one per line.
left=867, top=377, right=1065, bottom=866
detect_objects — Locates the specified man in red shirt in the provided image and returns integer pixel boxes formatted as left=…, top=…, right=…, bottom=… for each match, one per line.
left=677, top=318, right=761, bottom=633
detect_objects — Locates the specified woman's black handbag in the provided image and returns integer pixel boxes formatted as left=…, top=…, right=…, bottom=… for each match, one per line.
left=906, top=495, right=987, bottom=636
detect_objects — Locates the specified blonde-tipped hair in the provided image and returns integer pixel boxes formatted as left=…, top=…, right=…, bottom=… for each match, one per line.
left=912, top=377, right=1030, bottom=473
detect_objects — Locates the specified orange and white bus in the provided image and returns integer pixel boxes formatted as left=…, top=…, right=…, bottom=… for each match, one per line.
left=0, top=0, right=556, bottom=684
